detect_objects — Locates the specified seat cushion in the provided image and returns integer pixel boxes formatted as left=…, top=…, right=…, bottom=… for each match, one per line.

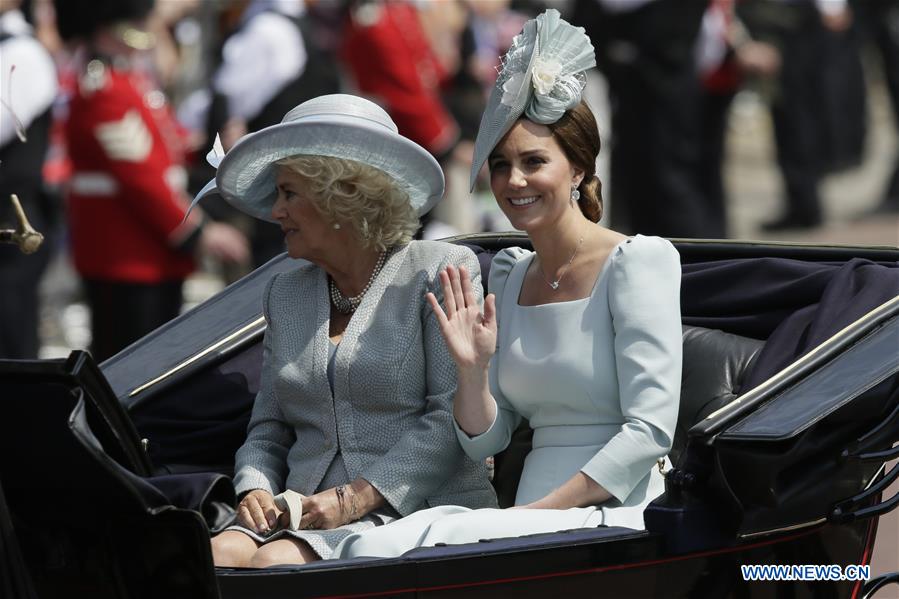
left=672, top=326, right=764, bottom=465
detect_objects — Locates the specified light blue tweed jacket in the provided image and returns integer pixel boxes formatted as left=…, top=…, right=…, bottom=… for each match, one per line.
left=233, top=241, right=498, bottom=516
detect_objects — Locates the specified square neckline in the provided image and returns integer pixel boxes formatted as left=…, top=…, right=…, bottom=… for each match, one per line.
left=515, top=237, right=632, bottom=308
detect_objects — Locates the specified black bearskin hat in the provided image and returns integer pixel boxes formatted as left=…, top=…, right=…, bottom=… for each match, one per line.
left=53, top=0, right=155, bottom=41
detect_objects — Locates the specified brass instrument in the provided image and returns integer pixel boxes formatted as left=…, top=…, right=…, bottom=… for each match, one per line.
left=0, top=194, right=43, bottom=254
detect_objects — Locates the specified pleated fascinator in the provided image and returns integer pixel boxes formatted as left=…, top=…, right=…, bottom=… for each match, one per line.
left=189, top=94, right=445, bottom=223
left=470, top=9, right=596, bottom=191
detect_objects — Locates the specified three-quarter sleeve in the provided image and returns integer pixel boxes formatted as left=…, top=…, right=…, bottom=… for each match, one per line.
left=453, top=247, right=528, bottom=461
left=580, top=236, right=682, bottom=503
left=232, top=274, right=295, bottom=497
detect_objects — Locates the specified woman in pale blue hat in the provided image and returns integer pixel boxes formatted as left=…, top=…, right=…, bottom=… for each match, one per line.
left=334, top=9, right=682, bottom=558
left=204, top=94, right=497, bottom=567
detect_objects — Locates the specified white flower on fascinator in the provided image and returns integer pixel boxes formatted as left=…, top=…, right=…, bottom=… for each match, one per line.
left=531, top=57, right=562, bottom=96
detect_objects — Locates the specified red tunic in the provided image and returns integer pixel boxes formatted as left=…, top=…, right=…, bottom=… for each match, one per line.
left=65, top=62, right=198, bottom=283
left=341, top=3, right=458, bottom=156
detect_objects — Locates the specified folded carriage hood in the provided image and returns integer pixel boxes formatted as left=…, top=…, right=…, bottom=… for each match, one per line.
left=101, top=254, right=302, bottom=406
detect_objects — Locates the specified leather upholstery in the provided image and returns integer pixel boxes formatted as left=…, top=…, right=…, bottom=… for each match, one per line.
left=672, top=326, right=763, bottom=465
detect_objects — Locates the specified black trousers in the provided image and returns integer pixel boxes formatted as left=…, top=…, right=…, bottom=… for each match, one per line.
left=0, top=243, right=51, bottom=359
left=572, top=0, right=714, bottom=238
left=770, top=15, right=824, bottom=225
left=739, top=0, right=849, bottom=226
left=83, top=278, right=183, bottom=363
left=0, top=193, right=53, bottom=359
left=697, top=90, right=736, bottom=239
left=855, top=0, right=899, bottom=206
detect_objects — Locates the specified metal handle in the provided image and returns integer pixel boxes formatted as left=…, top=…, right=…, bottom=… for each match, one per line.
left=842, top=402, right=899, bottom=461
left=0, top=194, right=43, bottom=254
left=829, top=395, right=899, bottom=524
left=829, top=460, right=899, bottom=524
left=843, top=445, right=899, bottom=463
left=862, top=572, right=899, bottom=599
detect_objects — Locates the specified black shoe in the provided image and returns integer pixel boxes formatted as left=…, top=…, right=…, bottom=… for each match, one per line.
left=760, top=215, right=822, bottom=232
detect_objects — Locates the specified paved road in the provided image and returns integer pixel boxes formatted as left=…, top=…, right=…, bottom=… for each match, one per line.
left=725, top=83, right=898, bottom=246
left=871, top=463, right=898, bottom=591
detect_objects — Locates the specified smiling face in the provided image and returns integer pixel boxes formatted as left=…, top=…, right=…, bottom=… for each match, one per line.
left=271, top=166, right=336, bottom=261
left=488, top=119, right=584, bottom=233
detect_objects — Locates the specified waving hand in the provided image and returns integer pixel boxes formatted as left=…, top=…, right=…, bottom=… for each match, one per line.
left=426, top=265, right=497, bottom=372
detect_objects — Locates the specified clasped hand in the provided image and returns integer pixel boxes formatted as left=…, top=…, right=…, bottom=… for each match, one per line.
left=425, top=264, right=497, bottom=371
left=237, top=486, right=358, bottom=535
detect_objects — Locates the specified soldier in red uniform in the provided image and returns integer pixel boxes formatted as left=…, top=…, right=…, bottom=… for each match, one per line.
left=341, top=1, right=459, bottom=161
left=54, top=0, right=249, bottom=362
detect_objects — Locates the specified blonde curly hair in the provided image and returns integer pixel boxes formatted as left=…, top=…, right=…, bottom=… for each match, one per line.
left=275, top=155, right=419, bottom=251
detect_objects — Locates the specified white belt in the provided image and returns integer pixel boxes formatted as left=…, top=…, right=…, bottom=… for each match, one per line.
left=70, top=166, right=186, bottom=197
left=70, top=172, right=118, bottom=196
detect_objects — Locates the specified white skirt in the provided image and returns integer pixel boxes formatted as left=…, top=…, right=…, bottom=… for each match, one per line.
left=333, top=505, right=603, bottom=559
left=333, top=459, right=667, bottom=560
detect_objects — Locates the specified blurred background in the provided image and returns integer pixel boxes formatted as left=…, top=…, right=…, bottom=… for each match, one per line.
left=0, top=0, right=896, bottom=360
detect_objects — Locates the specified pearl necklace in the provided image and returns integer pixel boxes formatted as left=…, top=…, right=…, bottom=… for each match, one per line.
left=329, top=250, right=388, bottom=314
left=540, top=235, right=584, bottom=290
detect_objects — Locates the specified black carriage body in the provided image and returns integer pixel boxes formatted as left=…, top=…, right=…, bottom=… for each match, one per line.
left=1, top=235, right=897, bottom=599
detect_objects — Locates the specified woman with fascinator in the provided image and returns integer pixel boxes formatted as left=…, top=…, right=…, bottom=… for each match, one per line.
left=334, top=10, right=681, bottom=558
left=202, top=94, right=497, bottom=567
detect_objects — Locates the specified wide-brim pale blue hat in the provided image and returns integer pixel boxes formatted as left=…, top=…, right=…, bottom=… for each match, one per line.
left=469, top=9, right=596, bottom=191
left=189, top=94, right=445, bottom=223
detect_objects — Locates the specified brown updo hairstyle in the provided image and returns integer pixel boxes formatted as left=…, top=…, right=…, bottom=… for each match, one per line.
left=546, top=100, right=603, bottom=222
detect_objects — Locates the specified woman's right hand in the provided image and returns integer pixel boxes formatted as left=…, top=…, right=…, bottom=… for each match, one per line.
left=426, top=264, right=497, bottom=371
left=237, top=489, right=283, bottom=535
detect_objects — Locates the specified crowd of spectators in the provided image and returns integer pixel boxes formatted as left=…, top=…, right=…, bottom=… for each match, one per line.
left=0, top=0, right=895, bottom=360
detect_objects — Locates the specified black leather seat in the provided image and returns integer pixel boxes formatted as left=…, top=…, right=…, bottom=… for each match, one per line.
left=491, top=326, right=764, bottom=507
left=673, top=326, right=763, bottom=464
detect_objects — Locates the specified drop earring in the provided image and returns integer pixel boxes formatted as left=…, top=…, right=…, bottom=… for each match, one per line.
left=333, top=223, right=341, bottom=230
left=571, top=188, right=580, bottom=202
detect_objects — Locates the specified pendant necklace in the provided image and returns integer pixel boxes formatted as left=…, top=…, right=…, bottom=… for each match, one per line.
left=540, top=234, right=584, bottom=291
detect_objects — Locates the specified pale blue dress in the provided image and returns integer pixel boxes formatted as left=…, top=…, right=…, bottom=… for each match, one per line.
left=334, top=235, right=682, bottom=558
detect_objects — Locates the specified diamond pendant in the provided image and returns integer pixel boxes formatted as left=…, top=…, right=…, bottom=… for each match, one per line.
left=549, top=281, right=560, bottom=290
